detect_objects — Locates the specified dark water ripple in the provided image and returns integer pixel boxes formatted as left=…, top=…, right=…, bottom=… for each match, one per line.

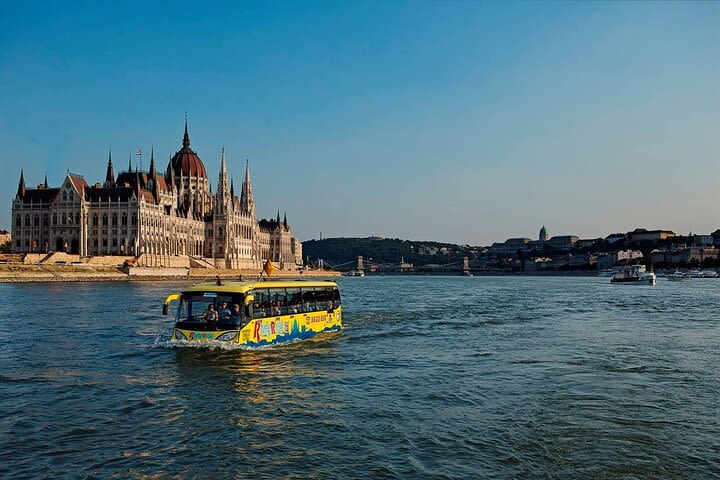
left=1, top=277, right=719, bottom=479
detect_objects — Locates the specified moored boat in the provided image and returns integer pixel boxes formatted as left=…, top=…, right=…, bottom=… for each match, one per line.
left=342, top=270, right=365, bottom=277
left=610, top=265, right=656, bottom=285
left=667, top=271, right=691, bottom=282
left=163, top=279, right=342, bottom=347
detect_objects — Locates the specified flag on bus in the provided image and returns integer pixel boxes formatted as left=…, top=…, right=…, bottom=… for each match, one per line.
left=263, top=260, right=275, bottom=277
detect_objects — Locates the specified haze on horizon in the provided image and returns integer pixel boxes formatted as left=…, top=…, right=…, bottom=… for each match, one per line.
left=1, top=2, right=718, bottom=246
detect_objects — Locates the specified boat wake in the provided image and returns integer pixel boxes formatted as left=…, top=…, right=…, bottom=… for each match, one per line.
left=152, top=336, right=289, bottom=351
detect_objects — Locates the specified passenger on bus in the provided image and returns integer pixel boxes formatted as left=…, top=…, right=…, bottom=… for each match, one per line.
left=218, top=301, right=230, bottom=321
left=203, top=304, right=218, bottom=324
left=290, top=304, right=299, bottom=314
left=230, top=304, right=241, bottom=322
left=303, top=301, right=312, bottom=313
left=272, top=302, right=282, bottom=316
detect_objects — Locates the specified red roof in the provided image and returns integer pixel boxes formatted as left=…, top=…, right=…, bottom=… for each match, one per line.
left=68, top=174, right=88, bottom=193
left=154, top=174, right=168, bottom=192
left=169, top=147, right=207, bottom=178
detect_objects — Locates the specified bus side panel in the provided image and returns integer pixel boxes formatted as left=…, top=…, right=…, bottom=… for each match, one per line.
left=240, top=308, right=342, bottom=347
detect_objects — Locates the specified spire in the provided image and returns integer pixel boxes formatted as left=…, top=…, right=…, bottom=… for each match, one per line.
left=135, top=169, right=142, bottom=197
left=105, top=149, right=115, bottom=186
left=182, top=116, right=190, bottom=148
left=18, top=169, right=26, bottom=197
left=216, top=147, right=230, bottom=212
left=149, top=146, right=155, bottom=178
left=240, top=159, right=255, bottom=215
left=283, top=212, right=288, bottom=230
left=276, top=210, right=281, bottom=225
left=230, top=177, right=235, bottom=198
left=43, top=173, right=48, bottom=189
left=169, top=166, right=176, bottom=192
left=128, top=155, right=132, bottom=173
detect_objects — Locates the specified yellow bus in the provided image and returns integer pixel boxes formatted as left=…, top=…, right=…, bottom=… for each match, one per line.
left=162, top=280, right=342, bottom=347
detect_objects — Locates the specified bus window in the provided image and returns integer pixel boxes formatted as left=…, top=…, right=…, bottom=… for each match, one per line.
left=301, top=288, right=317, bottom=312
left=253, top=289, right=271, bottom=318
left=316, top=287, right=333, bottom=311
left=286, top=288, right=301, bottom=314
left=332, top=287, right=341, bottom=308
left=269, top=288, right=286, bottom=316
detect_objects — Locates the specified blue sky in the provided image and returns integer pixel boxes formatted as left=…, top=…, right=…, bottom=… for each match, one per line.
left=1, top=1, right=719, bottom=245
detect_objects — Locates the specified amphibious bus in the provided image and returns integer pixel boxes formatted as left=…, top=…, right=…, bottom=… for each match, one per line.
left=162, top=280, right=342, bottom=347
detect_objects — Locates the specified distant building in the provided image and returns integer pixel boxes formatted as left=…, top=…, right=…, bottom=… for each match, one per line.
left=418, top=245, right=439, bottom=255
left=546, top=235, right=579, bottom=250
left=399, top=256, right=413, bottom=272
left=524, top=257, right=552, bottom=272
left=575, top=238, right=599, bottom=249
left=539, top=225, right=549, bottom=242
left=650, top=245, right=718, bottom=265
left=627, top=228, right=675, bottom=242
left=490, top=237, right=531, bottom=255
left=0, top=229, right=10, bottom=246
left=605, top=233, right=626, bottom=244
left=692, top=235, right=713, bottom=246
left=597, top=249, right=643, bottom=269
left=11, top=121, right=302, bottom=269
left=533, top=253, right=594, bottom=270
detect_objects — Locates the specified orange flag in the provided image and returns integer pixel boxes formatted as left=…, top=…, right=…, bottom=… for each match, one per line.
left=263, top=260, right=276, bottom=277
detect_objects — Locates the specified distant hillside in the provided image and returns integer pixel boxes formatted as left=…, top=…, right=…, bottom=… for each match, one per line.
left=302, top=237, right=476, bottom=267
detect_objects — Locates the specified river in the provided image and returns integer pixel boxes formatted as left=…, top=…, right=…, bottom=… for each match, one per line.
left=1, top=276, right=719, bottom=478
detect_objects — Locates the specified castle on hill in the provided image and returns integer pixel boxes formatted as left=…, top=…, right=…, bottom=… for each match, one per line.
left=10, top=121, right=302, bottom=269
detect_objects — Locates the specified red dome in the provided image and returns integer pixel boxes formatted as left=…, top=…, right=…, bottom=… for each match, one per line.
left=168, top=121, right=207, bottom=178
left=169, top=147, right=207, bottom=178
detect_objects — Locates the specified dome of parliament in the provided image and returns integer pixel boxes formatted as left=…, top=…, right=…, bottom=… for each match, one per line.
left=168, top=121, right=207, bottom=178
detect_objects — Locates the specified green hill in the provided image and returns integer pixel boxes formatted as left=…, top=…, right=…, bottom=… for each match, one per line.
left=302, top=237, right=476, bottom=268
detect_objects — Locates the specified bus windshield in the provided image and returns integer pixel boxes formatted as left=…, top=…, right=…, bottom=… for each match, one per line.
left=176, top=291, right=246, bottom=330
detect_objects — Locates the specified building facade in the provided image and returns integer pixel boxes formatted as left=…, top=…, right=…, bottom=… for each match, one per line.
left=11, top=122, right=303, bottom=269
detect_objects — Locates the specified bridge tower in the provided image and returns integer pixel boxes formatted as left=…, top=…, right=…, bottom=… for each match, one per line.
left=357, top=256, right=364, bottom=273
left=463, top=257, right=470, bottom=274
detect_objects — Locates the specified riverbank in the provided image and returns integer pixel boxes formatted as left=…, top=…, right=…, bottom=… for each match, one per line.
left=0, top=263, right=340, bottom=283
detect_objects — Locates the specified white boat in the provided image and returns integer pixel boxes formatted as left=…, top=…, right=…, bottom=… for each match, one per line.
left=701, top=270, right=718, bottom=278
left=597, top=269, right=614, bottom=277
left=689, top=269, right=703, bottom=278
left=342, top=270, right=365, bottom=277
left=667, top=271, right=691, bottom=281
left=610, top=265, right=656, bottom=285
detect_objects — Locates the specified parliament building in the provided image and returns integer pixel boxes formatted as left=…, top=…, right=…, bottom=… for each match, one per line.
left=11, top=121, right=302, bottom=269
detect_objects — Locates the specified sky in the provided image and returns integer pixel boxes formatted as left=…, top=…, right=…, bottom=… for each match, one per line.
left=1, top=1, right=719, bottom=245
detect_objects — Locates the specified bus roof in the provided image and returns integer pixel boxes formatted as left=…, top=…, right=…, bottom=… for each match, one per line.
left=182, top=279, right=338, bottom=294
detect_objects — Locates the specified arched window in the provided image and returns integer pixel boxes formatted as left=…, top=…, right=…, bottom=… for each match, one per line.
left=52, top=214, right=57, bottom=225
left=16, top=215, right=21, bottom=227
left=92, top=215, right=98, bottom=226
left=24, top=215, right=30, bottom=226
left=75, top=213, right=80, bottom=224
left=33, top=215, right=39, bottom=227
left=111, top=214, right=117, bottom=226
left=121, top=213, right=127, bottom=226
left=102, top=214, right=108, bottom=226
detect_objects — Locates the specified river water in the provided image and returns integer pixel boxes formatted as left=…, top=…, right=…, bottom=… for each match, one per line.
left=1, top=276, right=719, bottom=479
